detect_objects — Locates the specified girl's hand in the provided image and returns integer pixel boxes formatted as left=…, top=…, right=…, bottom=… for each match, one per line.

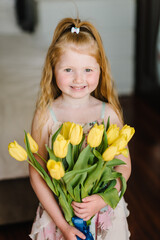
left=61, top=224, right=86, bottom=240
left=71, top=194, right=106, bottom=221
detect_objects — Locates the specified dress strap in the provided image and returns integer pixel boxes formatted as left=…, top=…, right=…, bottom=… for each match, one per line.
left=49, top=107, right=58, bottom=123
left=101, top=102, right=106, bottom=119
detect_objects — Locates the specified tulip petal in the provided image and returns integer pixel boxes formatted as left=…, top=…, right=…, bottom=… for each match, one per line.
left=87, top=124, right=104, bottom=148
left=53, top=134, right=70, bottom=158
left=102, top=145, right=117, bottom=162
left=106, top=124, right=120, bottom=145
left=69, top=123, right=83, bottom=145
left=25, top=133, right=38, bottom=153
left=47, top=159, right=65, bottom=180
left=8, top=141, right=27, bottom=161
left=120, top=125, right=135, bottom=143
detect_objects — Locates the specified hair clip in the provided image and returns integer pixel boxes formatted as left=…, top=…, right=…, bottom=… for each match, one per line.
left=71, top=27, right=80, bottom=34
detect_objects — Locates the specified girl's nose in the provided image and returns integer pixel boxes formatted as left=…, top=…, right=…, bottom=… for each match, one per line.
left=73, top=71, right=83, bottom=83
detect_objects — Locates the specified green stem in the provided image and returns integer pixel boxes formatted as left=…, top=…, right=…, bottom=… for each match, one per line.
left=27, top=159, right=44, bottom=179
left=36, top=152, right=47, bottom=164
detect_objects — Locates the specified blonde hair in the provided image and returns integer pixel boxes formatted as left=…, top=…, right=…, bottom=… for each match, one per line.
left=36, top=17, right=123, bottom=130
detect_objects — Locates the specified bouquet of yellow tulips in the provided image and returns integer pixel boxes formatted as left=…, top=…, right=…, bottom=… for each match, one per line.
left=8, top=118, right=135, bottom=227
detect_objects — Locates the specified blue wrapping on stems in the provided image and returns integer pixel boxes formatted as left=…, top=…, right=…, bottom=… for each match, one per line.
left=72, top=217, right=94, bottom=240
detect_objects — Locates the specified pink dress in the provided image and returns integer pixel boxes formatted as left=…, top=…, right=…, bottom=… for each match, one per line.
left=29, top=106, right=131, bottom=240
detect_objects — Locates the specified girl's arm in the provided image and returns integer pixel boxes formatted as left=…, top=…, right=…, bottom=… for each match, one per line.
left=107, top=105, right=132, bottom=192
left=29, top=110, right=86, bottom=240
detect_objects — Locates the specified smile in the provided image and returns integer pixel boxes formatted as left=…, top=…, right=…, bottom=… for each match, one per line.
left=70, top=86, right=87, bottom=90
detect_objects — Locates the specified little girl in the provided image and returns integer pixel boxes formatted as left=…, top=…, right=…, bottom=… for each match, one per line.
left=29, top=18, right=131, bottom=240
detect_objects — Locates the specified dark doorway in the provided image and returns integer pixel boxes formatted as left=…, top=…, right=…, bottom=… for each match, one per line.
left=135, top=0, right=160, bottom=112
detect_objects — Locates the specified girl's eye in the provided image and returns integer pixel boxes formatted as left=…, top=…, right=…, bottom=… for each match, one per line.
left=85, top=69, right=92, bottom=72
left=65, top=68, right=72, bottom=72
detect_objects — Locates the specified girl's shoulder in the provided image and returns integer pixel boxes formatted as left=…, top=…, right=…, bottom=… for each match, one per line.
left=103, top=103, right=123, bottom=127
left=32, top=107, right=54, bottom=137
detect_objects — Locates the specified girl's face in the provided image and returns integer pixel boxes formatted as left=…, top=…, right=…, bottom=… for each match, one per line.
left=54, top=47, right=100, bottom=100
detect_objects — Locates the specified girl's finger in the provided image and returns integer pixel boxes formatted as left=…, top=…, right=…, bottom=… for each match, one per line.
left=72, top=201, right=85, bottom=208
left=83, top=216, right=91, bottom=221
left=74, top=229, right=86, bottom=240
left=72, top=205, right=87, bottom=214
left=74, top=210, right=89, bottom=220
left=82, top=195, right=96, bottom=202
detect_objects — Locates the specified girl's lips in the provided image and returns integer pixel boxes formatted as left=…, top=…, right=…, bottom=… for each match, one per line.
left=70, top=86, right=87, bottom=90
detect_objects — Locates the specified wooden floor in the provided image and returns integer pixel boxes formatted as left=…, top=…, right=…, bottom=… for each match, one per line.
left=121, top=96, right=160, bottom=240
left=0, top=96, right=160, bottom=240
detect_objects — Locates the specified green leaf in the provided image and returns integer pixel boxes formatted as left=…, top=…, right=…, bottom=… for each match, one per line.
left=24, top=131, right=57, bottom=194
left=84, top=160, right=103, bottom=194
left=72, top=145, right=79, bottom=164
left=24, top=131, right=37, bottom=166
left=119, top=176, right=127, bottom=200
left=45, top=145, right=59, bottom=161
left=102, top=129, right=108, bottom=153
left=58, top=187, right=74, bottom=224
left=92, top=167, right=114, bottom=193
left=106, top=116, right=110, bottom=131
left=73, top=145, right=93, bottom=170
left=105, top=179, right=117, bottom=191
left=92, top=166, right=121, bottom=194
left=52, top=179, right=60, bottom=197
left=97, top=188, right=119, bottom=209
left=63, top=164, right=96, bottom=184
left=74, top=172, right=87, bottom=201
left=65, top=171, right=87, bottom=201
left=73, top=184, right=81, bottom=202
left=51, top=124, right=63, bottom=150
left=93, top=149, right=103, bottom=161
left=78, top=134, right=85, bottom=152
left=81, top=184, right=89, bottom=199
left=66, top=143, right=73, bottom=171
left=66, top=182, right=75, bottom=199
left=106, top=158, right=126, bottom=167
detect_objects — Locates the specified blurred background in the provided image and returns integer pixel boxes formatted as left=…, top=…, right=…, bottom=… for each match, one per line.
left=0, top=0, right=159, bottom=239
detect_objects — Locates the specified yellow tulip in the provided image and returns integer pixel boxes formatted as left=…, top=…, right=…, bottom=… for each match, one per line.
left=87, top=124, right=104, bottom=148
left=120, top=148, right=129, bottom=158
left=8, top=141, right=27, bottom=161
left=102, top=145, right=118, bottom=162
left=120, top=125, right=135, bottom=142
left=47, top=159, right=65, bottom=180
left=61, top=122, right=72, bottom=140
left=106, top=124, right=120, bottom=145
left=24, top=133, right=38, bottom=153
left=53, top=134, right=70, bottom=158
left=69, top=123, right=83, bottom=145
left=112, top=135, right=128, bottom=153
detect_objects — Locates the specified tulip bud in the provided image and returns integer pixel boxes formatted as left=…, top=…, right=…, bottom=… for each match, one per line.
left=47, top=159, right=65, bottom=180
left=8, top=141, right=27, bottom=161
left=53, top=134, right=70, bottom=158
left=69, top=123, right=83, bottom=145
left=112, top=135, right=128, bottom=153
left=87, top=124, right=104, bottom=148
left=61, top=122, right=72, bottom=140
left=120, top=125, right=135, bottom=143
left=25, top=133, right=38, bottom=153
left=106, top=124, right=120, bottom=145
left=120, top=148, right=129, bottom=158
left=102, top=145, right=117, bottom=162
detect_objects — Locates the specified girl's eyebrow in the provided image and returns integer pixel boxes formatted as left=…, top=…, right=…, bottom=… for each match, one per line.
left=85, top=66, right=98, bottom=69
left=58, top=63, right=99, bottom=69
